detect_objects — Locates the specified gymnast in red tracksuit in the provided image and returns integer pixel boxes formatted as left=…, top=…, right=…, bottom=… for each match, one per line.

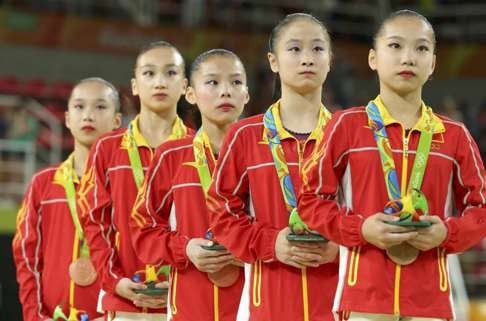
left=130, top=49, right=248, bottom=321
left=80, top=41, right=193, bottom=321
left=206, top=13, right=339, bottom=321
left=298, top=10, right=486, bottom=321
left=13, top=78, right=122, bottom=321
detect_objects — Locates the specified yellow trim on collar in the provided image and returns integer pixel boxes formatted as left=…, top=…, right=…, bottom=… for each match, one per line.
left=54, top=153, right=79, bottom=186
left=130, top=115, right=150, bottom=147
left=262, top=100, right=332, bottom=141
left=123, top=114, right=189, bottom=149
left=373, top=96, right=445, bottom=133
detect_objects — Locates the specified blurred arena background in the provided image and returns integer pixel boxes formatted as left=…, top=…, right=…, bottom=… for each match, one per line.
left=0, top=0, right=485, bottom=320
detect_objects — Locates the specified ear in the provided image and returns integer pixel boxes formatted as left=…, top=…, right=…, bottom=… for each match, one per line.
left=368, top=49, right=377, bottom=71
left=267, top=52, right=279, bottom=73
left=113, top=113, right=122, bottom=130
left=244, top=86, right=250, bottom=105
left=131, top=78, right=138, bottom=96
left=181, top=78, right=188, bottom=95
left=185, top=86, right=197, bottom=105
left=429, top=54, right=436, bottom=78
left=65, top=111, right=70, bottom=129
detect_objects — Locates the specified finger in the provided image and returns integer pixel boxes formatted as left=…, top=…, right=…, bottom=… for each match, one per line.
left=406, top=239, right=428, bottom=251
left=232, top=259, right=244, bottom=267
left=134, top=300, right=166, bottom=308
left=155, top=281, right=169, bottom=288
left=293, top=249, right=325, bottom=258
left=199, top=250, right=233, bottom=259
left=285, top=259, right=305, bottom=269
left=419, top=215, right=442, bottom=224
left=292, top=256, right=321, bottom=267
left=383, top=223, right=417, bottom=233
left=290, top=250, right=323, bottom=262
left=376, top=213, right=400, bottom=222
left=201, top=253, right=235, bottom=264
left=384, top=231, right=418, bottom=243
left=289, top=241, right=324, bottom=249
left=127, top=280, right=147, bottom=290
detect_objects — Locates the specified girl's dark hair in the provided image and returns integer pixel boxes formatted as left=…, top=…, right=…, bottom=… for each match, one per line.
left=189, top=49, right=246, bottom=86
left=69, top=77, right=121, bottom=112
left=268, top=13, right=331, bottom=100
left=373, top=10, right=436, bottom=50
left=134, top=41, right=185, bottom=73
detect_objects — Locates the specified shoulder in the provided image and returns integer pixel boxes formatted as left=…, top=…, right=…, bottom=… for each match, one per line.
left=332, top=106, right=367, bottom=122
left=154, top=136, right=194, bottom=160
left=436, top=113, right=468, bottom=133
left=226, top=114, right=264, bottom=138
left=31, top=165, right=59, bottom=184
left=92, top=127, right=127, bottom=151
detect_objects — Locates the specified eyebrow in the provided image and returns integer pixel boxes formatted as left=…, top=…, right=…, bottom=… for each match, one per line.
left=203, top=72, right=243, bottom=77
left=72, top=98, right=108, bottom=102
left=386, top=35, right=433, bottom=43
left=137, top=63, right=180, bottom=69
left=286, top=38, right=325, bottom=43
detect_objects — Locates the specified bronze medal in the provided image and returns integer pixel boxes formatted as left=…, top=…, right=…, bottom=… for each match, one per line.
left=386, top=243, right=419, bottom=265
left=69, top=257, right=97, bottom=286
left=207, top=265, right=240, bottom=288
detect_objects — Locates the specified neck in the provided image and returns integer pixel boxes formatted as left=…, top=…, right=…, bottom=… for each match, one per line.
left=279, top=85, right=322, bottom=133
left=380, top=89, right=422, bottom=129
left=201, top=119, right=231, bottom=155
left=138, top=107, right=177, bottom=148
left=72, top=142, right=90, bottom=178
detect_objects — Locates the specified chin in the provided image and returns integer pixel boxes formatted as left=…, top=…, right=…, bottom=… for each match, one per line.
left=295, top=85, right=320, bottom=96
left=147, top=103, right=174, bottom=114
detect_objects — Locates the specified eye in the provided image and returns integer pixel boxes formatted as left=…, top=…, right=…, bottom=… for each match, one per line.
left=288, top=46, right=300, bottom=52
left=313, top=46, right=325, bottom=52
left=205, top=80, right=218, bottom=85
left=417, top=45, right=430, bottom=52
left=388, top=42, right=400, bottom=49
left=96, top=104, right=107, bottom=110
left=232, top=79, right=243, bottom=85
left=73, top=104, right=83, bottom=110
left=168, top=70, right=178, bottom=76
left=142, top=70, right=154, bottom=77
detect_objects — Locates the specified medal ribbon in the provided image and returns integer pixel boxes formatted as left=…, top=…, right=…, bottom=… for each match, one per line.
left=61, top=154, right=90, bottom=258
left=127, top=117, right=189, bottom=189
left=263, top=101, right=330, bottom=215
left=365, top=101, right=434, bottom=203
left=193, top=129, right=216, bottom=195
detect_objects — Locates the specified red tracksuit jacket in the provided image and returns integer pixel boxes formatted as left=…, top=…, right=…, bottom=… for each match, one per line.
left=207, top=103, right=338, bottom=321
left=13, top=157, right=102, bottom=321
left=298, top=97, right=486, bottom=319
left=130, top=136, right=244, bottom=321
left=80, top=116, right=192, bottom=313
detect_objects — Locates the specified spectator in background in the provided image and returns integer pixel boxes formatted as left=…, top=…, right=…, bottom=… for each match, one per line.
left=8, top=107, right=39, bottom=143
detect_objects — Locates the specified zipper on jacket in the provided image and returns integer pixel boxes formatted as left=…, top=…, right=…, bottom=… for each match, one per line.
left=394, top=127, right=413, bottom=315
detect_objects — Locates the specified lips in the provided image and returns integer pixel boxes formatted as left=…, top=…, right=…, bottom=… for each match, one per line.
left=153, top=93, right=168, bottom=100
left=398, top=71, right=416, bottom=78
left=299, top=71, right=316, bottom=75
left=81, top=125, right=95, bottom=132
left=217, top=103, right=235, bottom=111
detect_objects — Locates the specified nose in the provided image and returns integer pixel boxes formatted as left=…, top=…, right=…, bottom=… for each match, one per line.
left=83, top=107, right=94, bottom=122
left=154, top=73, right=168, bottom=89
left=401, top=47, right=416, bottom=66
left=220, top=82, right=231, bottom=98
left=301, top=49, right=315, bottom=66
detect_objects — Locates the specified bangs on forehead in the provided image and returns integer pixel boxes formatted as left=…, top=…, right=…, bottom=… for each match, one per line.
left=69, top=77, right=121, bottom=111
left=136, top=48, right=184, bottom=68
left=189, top=49, right=246, bottom=86
left=134, top=41, right=185, bottom=72
left=373, top=9, right=436, bottom=49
